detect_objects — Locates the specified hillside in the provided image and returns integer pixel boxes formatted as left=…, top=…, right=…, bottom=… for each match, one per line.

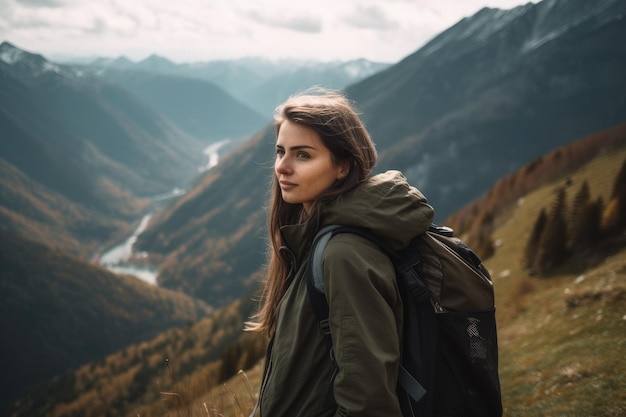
left=135, top=128, right=272, bottom=306
left=3, top=293, right=265, bottom=417
left=6, top=116, right=626, bottom=417
left=0, top=231, right=211, bottom=411
left=488, top=148, right=626, bottom=415
left=444, top=122, right=626, bottom=257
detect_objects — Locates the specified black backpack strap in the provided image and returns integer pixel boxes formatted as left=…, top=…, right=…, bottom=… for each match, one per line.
left=398, top=365, right=427, bottom=403
left=307, top=225, right=429, bottom=410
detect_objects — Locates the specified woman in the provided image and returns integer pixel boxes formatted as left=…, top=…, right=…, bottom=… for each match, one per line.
left=247, top=89, right=434, bottom=417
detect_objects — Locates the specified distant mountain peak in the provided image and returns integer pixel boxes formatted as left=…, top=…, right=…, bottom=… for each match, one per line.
left=0, top=41, right=26, bottom=65
left=140, top=53, right=174, bottom=64
left=0, top=41, right=69, bottom=77
left=113, top=55, right=135, bottom=66
left=88, top=55, right=135, bottom=69
left=136, top=54, right=178, bottom=71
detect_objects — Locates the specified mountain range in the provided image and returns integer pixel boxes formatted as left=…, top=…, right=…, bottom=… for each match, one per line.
left=1, top=0, right=626, bottom=411
left=137, top=0, right=626, bottom=307
left=81, top=54, right=391, bottom=118
left=1, top=41, right=206, bottom=257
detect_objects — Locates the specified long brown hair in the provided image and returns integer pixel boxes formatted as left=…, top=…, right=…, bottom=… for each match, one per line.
left=247, top=88, right=378, bottom=336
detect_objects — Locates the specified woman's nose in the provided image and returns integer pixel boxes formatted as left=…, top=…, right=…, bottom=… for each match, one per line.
left=275, top=156, right=291, bottom=175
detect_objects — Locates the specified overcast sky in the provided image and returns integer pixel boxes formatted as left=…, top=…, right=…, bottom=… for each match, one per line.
left=1, top=0, right=533, bottom=64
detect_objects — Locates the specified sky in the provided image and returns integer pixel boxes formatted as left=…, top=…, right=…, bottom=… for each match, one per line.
left=0, top=0, right=533, bottom=64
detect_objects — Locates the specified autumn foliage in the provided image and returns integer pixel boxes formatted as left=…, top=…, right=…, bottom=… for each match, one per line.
left=446, top=123, right=626, bottom=260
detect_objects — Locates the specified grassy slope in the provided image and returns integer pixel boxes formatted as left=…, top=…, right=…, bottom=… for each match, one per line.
left=488, top=147, right=626, bottom=416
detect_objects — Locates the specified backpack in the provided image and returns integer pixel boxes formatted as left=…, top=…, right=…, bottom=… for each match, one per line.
left=306, top=224, right=503, bottom=417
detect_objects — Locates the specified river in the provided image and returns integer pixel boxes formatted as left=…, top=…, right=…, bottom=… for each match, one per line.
left=98, top=139, right=230, bottom=285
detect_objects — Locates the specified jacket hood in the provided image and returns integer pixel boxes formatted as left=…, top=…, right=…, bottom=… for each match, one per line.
left=322, top=170, right=434, bottom=250
left=280, top=170, right=434, bottom=259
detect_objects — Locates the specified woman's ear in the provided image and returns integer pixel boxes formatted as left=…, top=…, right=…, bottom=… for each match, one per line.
left=336, top=160, right=350, bottom=180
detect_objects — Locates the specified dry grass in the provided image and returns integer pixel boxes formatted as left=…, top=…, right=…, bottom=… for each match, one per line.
left=154, top=363, right=263, bottom=417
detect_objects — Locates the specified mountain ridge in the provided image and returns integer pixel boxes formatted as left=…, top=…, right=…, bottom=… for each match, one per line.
left=135, top=0, right=626, bottom=306
left=79, top=52, right=391, bottom=118
left=346, top=0, right=626, bottom=218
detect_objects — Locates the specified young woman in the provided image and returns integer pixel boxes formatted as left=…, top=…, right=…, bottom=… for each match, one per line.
left=247, top=89, right=434, bottom=417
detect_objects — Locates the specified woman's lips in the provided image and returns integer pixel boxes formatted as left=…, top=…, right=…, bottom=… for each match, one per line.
left=279, top=181, right=297, bottom=190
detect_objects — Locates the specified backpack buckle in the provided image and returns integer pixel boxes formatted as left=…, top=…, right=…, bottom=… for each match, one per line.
left=320, top=318, right=331, bottom=336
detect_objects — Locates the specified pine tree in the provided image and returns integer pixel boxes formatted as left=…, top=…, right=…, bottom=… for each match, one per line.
left=570, top=197, right=603, bottom=252
left=569, top=181, right=590, bottom=226
left=569, top=181, right=591, bottom=251
left=535, top=188, right=569, bottom=274
left=524, top=208, right=548, bottom=272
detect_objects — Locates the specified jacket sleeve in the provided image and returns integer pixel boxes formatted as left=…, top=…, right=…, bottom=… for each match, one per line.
left=323, top=233, right=403, bottom=417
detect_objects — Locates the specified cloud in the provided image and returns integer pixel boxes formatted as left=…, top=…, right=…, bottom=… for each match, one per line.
left=15, top=0, right=65, bottom=7
left=244, top=8, right=322, bottom=33
left=343, top=5, right=398, bottom=30
left=84, top=17, right=106, bottom=35
left=0, top=0, right=534, bottom=63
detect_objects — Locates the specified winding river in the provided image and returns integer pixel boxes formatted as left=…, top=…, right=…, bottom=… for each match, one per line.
left=98, top=139, right=230, bottom=284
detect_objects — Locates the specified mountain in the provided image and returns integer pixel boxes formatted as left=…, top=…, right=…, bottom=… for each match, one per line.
left=232, top=58, right=393, bottom=117
left=83, top=55, right=391, bottom=118
left=346, top=0, right=626, bottom=221
left=136, top=53, right=180, bottom=73
left=0, top=41, right=205, bottom=257
left=135, top=0, right=626, bottom=307
left=0, top=230, right=211, bottom=410
left=96, top=69, right=267, bottom=141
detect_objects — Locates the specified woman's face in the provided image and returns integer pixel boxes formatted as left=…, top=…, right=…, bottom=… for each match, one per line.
left=275, top=120, right=349, bottom=213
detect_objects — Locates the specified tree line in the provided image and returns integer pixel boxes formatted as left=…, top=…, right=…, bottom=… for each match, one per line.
left=524, top=158, right=626, bottom=275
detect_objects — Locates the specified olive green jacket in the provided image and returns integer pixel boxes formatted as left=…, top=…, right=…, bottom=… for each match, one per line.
left=255, top=171, right=434, bottom=417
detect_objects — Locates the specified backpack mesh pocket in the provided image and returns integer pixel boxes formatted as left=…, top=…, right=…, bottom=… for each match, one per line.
left=434, top=310, right=502, bottom=417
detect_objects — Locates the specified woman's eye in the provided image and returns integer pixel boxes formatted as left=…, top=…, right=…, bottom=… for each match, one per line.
left=276, top=148, right=285, bottom=156
left=296, top=151, right=310, bottom=159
